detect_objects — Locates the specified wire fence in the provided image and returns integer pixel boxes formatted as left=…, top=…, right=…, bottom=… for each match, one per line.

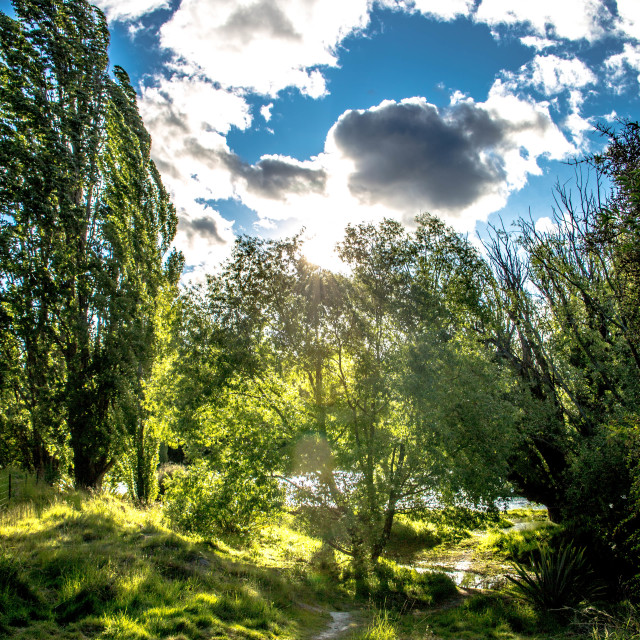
left=0, top=470, right=31, bottom=511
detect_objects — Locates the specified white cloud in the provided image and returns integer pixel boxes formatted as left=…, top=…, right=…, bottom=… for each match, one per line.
left=158, top=0, right=371, bottom=96
left=147, top=81, right=574, bottom=272
left=260, top=103, right=274, bottom=122
left=534, top=216, right=556, bottom=233
left=409, top=0, right=474, bottom=21
left=139, top=75, right=252, bottom=209
left=97, top=0, right=630, bottom=276
left=605, top=43, right=640, bottom=89
left=497, top=56, right=596, bottom=149
left=175, top=204, right=236, bottom=282
left=564, top=90, right=593, bottom=148
left=519, top=35, right=556, bottom=50
left=127, top=21, right=145, bottom=38
left=528, top=55, right=597, bottom=94
left=232, top=87, right=573, bottom=248
left=480, top=80, right=574, bottom=188
left=616, top=0, right=640, bottom=41
left=93, top=0, right=169, bottom=21
left=474, top=0, right=610, bottom=42
left=138, top=75, right=253, bottom=270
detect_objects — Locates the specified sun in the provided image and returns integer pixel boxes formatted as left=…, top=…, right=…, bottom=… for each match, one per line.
left=301, top=231, right=345, bottom=272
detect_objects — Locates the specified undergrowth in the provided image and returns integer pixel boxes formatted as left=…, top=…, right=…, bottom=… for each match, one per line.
left=480, top=521, right=558, bottom=562
left=507, top=542, right=601, bottom=612
left=590, top=602, right=640, bottom=640
left=368, top=559, right=457, bottom=610
left=361, top=592, right=581, bottom=640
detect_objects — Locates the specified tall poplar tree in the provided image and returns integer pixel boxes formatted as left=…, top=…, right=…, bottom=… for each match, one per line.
left=0, top=0, right=182, bottom=487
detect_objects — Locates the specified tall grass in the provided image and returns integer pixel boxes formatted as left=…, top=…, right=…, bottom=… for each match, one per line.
left=0, top=491, right=329, bottom=639
left=358, top=558, right=458, bottom=611
left=591, top=603, right=640, bottom=640
left=354, top=611, right=398, bottom=640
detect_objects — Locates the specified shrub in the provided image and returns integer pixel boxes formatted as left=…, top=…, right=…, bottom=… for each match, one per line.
left=481, top=521, right=557, bottom=562
left=507, top=541, right=600, bottom=611
left=163, top=462, right=282, bottom=537
left=427, top=592, right=538, bottom=638
left=371, top=559, right=457, bottom=608
left=157, top=463, right=187, bottom=495
left=386, top=517, right=442, bottom=557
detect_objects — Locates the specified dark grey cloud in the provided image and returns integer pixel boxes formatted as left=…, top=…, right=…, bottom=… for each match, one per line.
left=179, top=214, right=226, bottom=244
left=221, top=152, right=327, bottom=200
left=331, top=100, right=513, bottom=214
left=221, top=0, right=301, bottom=46
left=174, top=138, right=327, bottom=201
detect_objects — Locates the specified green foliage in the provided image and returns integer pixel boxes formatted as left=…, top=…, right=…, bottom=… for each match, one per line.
left=439, top=592, right=538, bottom=637
left=0, top=0, right=182, bottom=488
left=480, top=521, right=557, bottom=562
left=507, top=542, right=599, bottom=611
left=115, top=423, right=160, bottom=504
left=475, top=122, right=640, bottom=585
left=163, top=461, right=282, bottom=536
left=384, top=516, right=443, bottom=561
left=367, top=559, right=457, bottom=609
left=166, top=218, right=519, bottom=583
left=423, top=507, right=512, bottom=541
left=564, top=422, right=639, bottom=585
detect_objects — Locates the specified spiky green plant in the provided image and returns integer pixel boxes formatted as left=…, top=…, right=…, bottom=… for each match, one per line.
left=506, top=542, right=598, bottom=611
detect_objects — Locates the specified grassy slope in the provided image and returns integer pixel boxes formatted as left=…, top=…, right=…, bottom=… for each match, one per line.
left=1, top=493, right=590, bottom=640
left=0, top=492, right=333, bottom=640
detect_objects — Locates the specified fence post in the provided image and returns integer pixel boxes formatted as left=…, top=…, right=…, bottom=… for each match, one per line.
left=8, top=472, right=12, bottom=502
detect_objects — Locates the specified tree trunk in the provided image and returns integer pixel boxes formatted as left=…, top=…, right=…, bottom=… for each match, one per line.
left=351, top=539, right=370, bottom=598
left=371, top=506, right=396, bottom=563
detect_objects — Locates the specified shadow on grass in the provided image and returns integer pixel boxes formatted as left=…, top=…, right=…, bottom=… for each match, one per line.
left=0, top=494, right=330, bottom=640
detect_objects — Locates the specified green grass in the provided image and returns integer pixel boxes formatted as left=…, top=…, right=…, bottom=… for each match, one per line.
left=505, top=509, right=549, bottom=523
left=590, top=602, right=640, bottom=640
left=351, top=610, right=399, bottom=640
left=384, top=516, right=444, bottom=564
left=367, top=559, right=458, bottom=610
left=411, top=592, right=569, bottom=639
left=352, top=593, right=581, bottom=640
left=0, top=494, right=608, bottom=640
left=0, top=491, right=332, bottom=639
left=479, top=521, right=558, bottom=562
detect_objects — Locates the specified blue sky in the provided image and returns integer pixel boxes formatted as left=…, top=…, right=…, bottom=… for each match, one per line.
left=3, top=0, right=640, bottom=275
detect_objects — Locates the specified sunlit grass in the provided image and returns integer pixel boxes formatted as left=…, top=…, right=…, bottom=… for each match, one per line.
left=354, top=610, right=399, bottom=640
left=479, top=522, right=557, bottom=561
left=0, top=491, right=329, bottom=639
left=0, top=494, right=596, bottom=640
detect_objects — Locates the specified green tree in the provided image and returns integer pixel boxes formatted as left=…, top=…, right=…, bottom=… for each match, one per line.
left=0, top=0, right=181, bottom=488
left=323, top=219, right=516, bottom=587
left=165, top=223, right=517, bottom=590
left=478, top=123, right=640, bottom=581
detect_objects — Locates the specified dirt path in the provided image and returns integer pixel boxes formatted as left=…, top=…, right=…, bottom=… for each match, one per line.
left=313, top=611, right=359, bottom=639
